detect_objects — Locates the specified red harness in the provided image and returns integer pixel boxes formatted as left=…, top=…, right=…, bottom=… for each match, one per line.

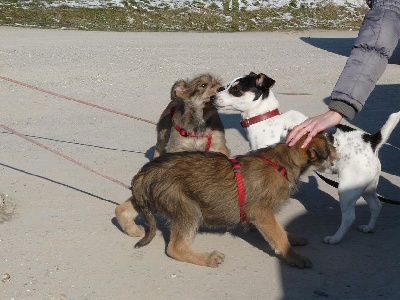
left=240, top=109, right=280, bottom=128
left=170, top=107, right=213, bottom=152
left=230, top=158, right=246, bottom=222
left=230, top=157, right=289, bottom=222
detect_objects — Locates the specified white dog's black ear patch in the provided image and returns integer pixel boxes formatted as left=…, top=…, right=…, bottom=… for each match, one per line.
left=256, top=73, right=275, bottom=90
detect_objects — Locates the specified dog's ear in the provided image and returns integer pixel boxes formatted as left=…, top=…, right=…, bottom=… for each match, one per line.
left=172, top=80, right=190, bottom=100
left=256, top=73, right=275, bottom=90
left=306, top=134, right=331, bottom=162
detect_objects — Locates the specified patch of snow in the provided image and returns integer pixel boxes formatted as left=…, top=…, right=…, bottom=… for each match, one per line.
left=0, top=0, right=367, bottom=9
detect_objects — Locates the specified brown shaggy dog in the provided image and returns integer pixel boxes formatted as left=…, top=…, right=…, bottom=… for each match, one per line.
left=128, top=133, right=336, bottom=268
left=115, top=74, right=230, bottom=237
left=153, top=73, right=229, bottom=159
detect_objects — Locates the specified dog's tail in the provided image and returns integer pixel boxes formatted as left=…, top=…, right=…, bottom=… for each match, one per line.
left=134, top=205, right=157, bottom=248
left=369, top=111, right=400, bottom=153
left=130, top=172, right=157, bottom=248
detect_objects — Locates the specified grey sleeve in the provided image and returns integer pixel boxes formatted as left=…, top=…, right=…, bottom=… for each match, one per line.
left=329, top=2, right=400, bottom=120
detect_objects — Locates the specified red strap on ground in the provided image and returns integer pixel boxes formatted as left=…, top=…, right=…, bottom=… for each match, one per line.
left=0, top=75, right=156, bottom=125
left=0, top=124, right=130, bottom=190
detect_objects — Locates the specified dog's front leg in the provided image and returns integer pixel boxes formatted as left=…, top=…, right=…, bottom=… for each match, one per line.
left=253, top=210, right=312, bottom=268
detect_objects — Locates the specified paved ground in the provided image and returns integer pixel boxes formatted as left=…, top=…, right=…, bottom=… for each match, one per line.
left=1, top=26, right=400, bottom=300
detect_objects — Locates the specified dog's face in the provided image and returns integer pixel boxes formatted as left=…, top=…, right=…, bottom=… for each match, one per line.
left=171, top=74, right=223, bottom=107
left=212, top=72, right=275, bottom=111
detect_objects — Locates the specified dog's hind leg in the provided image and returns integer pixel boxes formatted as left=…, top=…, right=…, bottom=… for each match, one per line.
left=115, top=199, right=145, bottom=237
left=253, top=210, right=311, bottom=268
left=166, top=206, right=225, bottom=268
left=359, top=175, right=382, bottom=233
left=323, top=186, right=363, bottom=245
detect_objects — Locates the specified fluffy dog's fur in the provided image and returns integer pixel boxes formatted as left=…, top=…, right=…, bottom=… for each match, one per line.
left=129, top=133, right=336, bottom=268
left=153, top=74, right=229, bottom=158
left=212, top=72, right=400, bottom=244
left=115, top=74, right=229, bottom=237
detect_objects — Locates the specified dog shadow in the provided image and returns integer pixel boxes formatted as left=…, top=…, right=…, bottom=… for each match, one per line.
left=300, top=37, right=400, bottom=65
left=219, top=112, right=248, bottom=140
left=145, top=146, right=156, bottom=161
left=111, top=213, right=172, bottom=252
left=279, top=176, right=400, bottom=299
left=375, top=144, right=400, bottom=199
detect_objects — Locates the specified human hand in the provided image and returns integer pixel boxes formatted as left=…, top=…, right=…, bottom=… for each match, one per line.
left=286, top=110, right=343, bottom=148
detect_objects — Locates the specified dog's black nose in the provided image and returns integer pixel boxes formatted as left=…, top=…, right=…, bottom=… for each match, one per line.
left=217, top=87, right=225, bottom=92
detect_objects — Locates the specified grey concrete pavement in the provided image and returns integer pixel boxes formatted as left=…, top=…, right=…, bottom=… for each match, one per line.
left=1, top=27, right=400, bottom=299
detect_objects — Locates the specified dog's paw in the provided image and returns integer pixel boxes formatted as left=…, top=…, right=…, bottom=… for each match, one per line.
left=288, top=233, right=308, bottom=246
left=323, top=235, right=341, bottom=245
left=358, top=225, right=374, bottom=233
left=286, top=254, right=312, bottom=269
left=206, top=251, right=225, bottom=268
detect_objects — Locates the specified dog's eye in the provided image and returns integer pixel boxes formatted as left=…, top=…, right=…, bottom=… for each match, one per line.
left=229, top=86, right=242, bottom=97
left=201, top=83, right=207, bottom=88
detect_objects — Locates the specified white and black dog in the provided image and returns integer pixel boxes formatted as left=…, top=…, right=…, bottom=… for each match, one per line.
left=212, top=72, right=400, bottom=244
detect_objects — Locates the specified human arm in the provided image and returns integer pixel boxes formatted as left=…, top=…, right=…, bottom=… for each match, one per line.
left=287, top=2, right=400, bottom=147
left=329, top=4, right=400, bottom=120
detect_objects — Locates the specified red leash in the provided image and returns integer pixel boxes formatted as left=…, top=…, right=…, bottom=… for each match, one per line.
left=0, top=124, right=130, bottom=190
left=0, top=75, right=156, bottom=126
left=230, top=157, right=289, bottom=222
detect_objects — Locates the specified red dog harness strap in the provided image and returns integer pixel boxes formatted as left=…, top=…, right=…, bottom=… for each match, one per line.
left=230, top=158, right=246, bottom=222
left=174, top=124, right=213, bottom=151
left=240, top=109, right=280, bottom=128
left=204, top=134, right=213, bottom=152
left=170, top=107, right=213, bottom=152
left=257, top=157, right=289, bottom=181
left=230, top=157, right=288, bottom=223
